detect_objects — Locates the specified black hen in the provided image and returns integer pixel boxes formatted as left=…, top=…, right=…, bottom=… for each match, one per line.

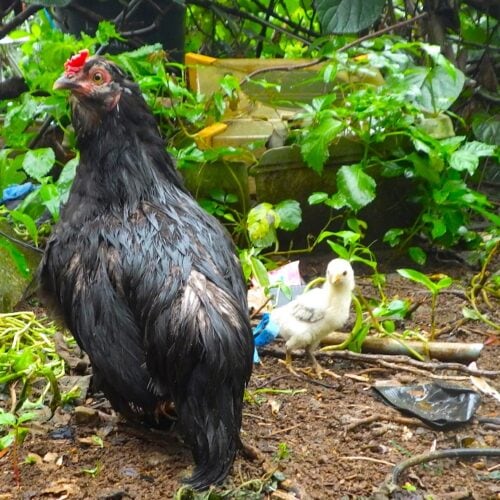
left=39, top=51, right=254, bottom=489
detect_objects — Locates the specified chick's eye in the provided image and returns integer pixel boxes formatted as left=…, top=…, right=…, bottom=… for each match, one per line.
left=92, top=72, right=104, bottom=83
left=342, top=271, right=347, bottom=276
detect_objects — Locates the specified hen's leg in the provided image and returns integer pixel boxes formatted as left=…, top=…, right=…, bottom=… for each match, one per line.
left=278, top=348, right=300, bottom=377
left=302, top=346, right=340, bottom=380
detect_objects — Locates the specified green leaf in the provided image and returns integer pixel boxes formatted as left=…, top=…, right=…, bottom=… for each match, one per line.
left=422, top=214, right=447, bottom=239
left=449, top=150, right=479, bottom=175
left=397, top=268, right=435, bottom=290
left=22, top=148, right=55, bottom=182
left=347, top=324, right=370, bottom=353
left=56, top=157, right=78, bottom=204
left=404, top=63, right=465, bottom=112
left=435, top=276, right=453, bottom=290
left=13, top=350, right=35, bottom=372
left=408, top=152, right=440, bottom=185
left=17, top=412, right=36, bottom=424
left=326, top=192, right=349, bottom=210
left=0, top=412, right=17, bottom=427
left=39, top=184, right=61, bottom=220
left=9, top=211, right=38, bottom=246
left=336, top=164, right=376, bottom=211
left=300, top=117, right=344, bottom=173
left=95, top=21, right=124, bottom=44
left=0, top=150, right=26, bottom=192
left=0, top=237, right=30, bottom=278
left=308, top=192, right=329, bottom=205
left=91, top=435, right=104, bottom=448
left=251, top=256, right=270, bottom=287
left=275, top=200, right=302, bottom=231
left=472, top=114, right=500, bottom=146
left=408, top=247, right=427, bottom=266
left=0, top=433, right=15, bottom=450
left=460, top=140, right=496, bottom=158
left=382, top=320, right=396, bottom=333
left=384, top=228, right=404, bottom=247
left=57, top=157, right=78, bottom=188
left=315, top=0, right=385, bottom=34
left=327, top=240, right=350, bottom=259
left=247, top=203, right=279, bottom=249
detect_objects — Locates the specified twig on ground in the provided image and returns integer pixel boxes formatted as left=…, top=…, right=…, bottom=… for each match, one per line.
left=268, top=423, right=302, bottom=437
left=259, top=347, right=500, bottom=378
left=323, top=350, right=499, bottom=377
left=433, top=318, right=467, bottom=337
left=340, top=456, right=395, bottom=467
left=346, top=413, right=424, bottom=431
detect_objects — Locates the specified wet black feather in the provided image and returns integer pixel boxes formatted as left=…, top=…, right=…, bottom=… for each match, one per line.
left=39, top=57, right=254, bottom=489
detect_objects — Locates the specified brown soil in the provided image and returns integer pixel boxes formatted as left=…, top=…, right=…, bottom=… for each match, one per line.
left=1, top=256, right=499, bottom=499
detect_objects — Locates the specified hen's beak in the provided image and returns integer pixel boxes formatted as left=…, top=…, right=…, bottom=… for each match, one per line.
left=53, top=74, right=80, bottom=91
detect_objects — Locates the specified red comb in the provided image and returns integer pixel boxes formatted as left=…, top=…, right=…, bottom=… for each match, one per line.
left=64, top=49, right=90, bottom=75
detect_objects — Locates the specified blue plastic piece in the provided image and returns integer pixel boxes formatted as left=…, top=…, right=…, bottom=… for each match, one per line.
left=252, top=312, right=280, bottom=363
left=1, top=182, right=34, bottom=204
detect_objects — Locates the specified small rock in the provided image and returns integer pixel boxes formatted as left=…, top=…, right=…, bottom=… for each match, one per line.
left=74, top=406, right=99, bottom=425
left=484, top=434, right=497, bottom=446
left=146, top=451, right=168, bottom=467
left=120, top=466, right=139, bottom=478
left=48, top=426, right=74, bottom=440
left=98, top=489, right=130, bottom=500
left=472, top=460, right=486, bottom=470
left=43, top=452, right=59, bottom=464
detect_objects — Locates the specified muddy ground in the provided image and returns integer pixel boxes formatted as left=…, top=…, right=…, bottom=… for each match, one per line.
left=1, top=254, right=499, bottom=499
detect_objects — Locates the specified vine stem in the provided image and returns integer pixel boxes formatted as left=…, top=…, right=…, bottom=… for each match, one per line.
left=382, top=448, right=500, bottom=494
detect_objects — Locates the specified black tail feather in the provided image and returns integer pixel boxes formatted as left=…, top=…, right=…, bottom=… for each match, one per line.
left=175, top=364, right=243, bottom=490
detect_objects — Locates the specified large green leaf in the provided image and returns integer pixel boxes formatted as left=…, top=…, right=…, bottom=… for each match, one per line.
left=397, top=268, right=435, bottom=291
left=473, top=114, right=500, bottom=146
left=0, top=237, right=30, bottom=278
left=314, top=0, right=385, bottom=34
left=336, top=164, right=376, bottom=211
left=450, top=141, right=495, bottom=175
left=275, top=200, right=302, bottom=231
left=300, top=117, right=344, bottom=173
left=22, top=148, right=55, bottom=182
left=0, top=151, right=26, bottom=193
left=247, top=203, right=279, bottom=249
left=404, top=64, right=465, bottom=112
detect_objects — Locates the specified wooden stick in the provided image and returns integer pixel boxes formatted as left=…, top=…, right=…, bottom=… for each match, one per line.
left=322, top=331, right=484, bottom=364
left=346, top=413, right=424, bottom=431
left=340, top=456, right=395, bottom=467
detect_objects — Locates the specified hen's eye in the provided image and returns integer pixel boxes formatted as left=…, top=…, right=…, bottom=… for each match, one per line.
left=92, top=72, right=104, bottom=84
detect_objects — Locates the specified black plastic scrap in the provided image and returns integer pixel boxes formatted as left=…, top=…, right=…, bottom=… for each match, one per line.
left=373, top=382, right=481, bottom=428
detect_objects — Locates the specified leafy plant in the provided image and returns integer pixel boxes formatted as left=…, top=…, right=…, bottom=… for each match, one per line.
left=0, top=410, right=36, bottom=451
left=397, top=269, right=453, bottom=339
left=0, top=312, right=65, bottom=412
left=274, top=442, right=291, bottom=461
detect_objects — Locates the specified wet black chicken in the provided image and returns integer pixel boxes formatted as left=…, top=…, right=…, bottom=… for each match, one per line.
left=39, top=50, right=254, bottom=489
